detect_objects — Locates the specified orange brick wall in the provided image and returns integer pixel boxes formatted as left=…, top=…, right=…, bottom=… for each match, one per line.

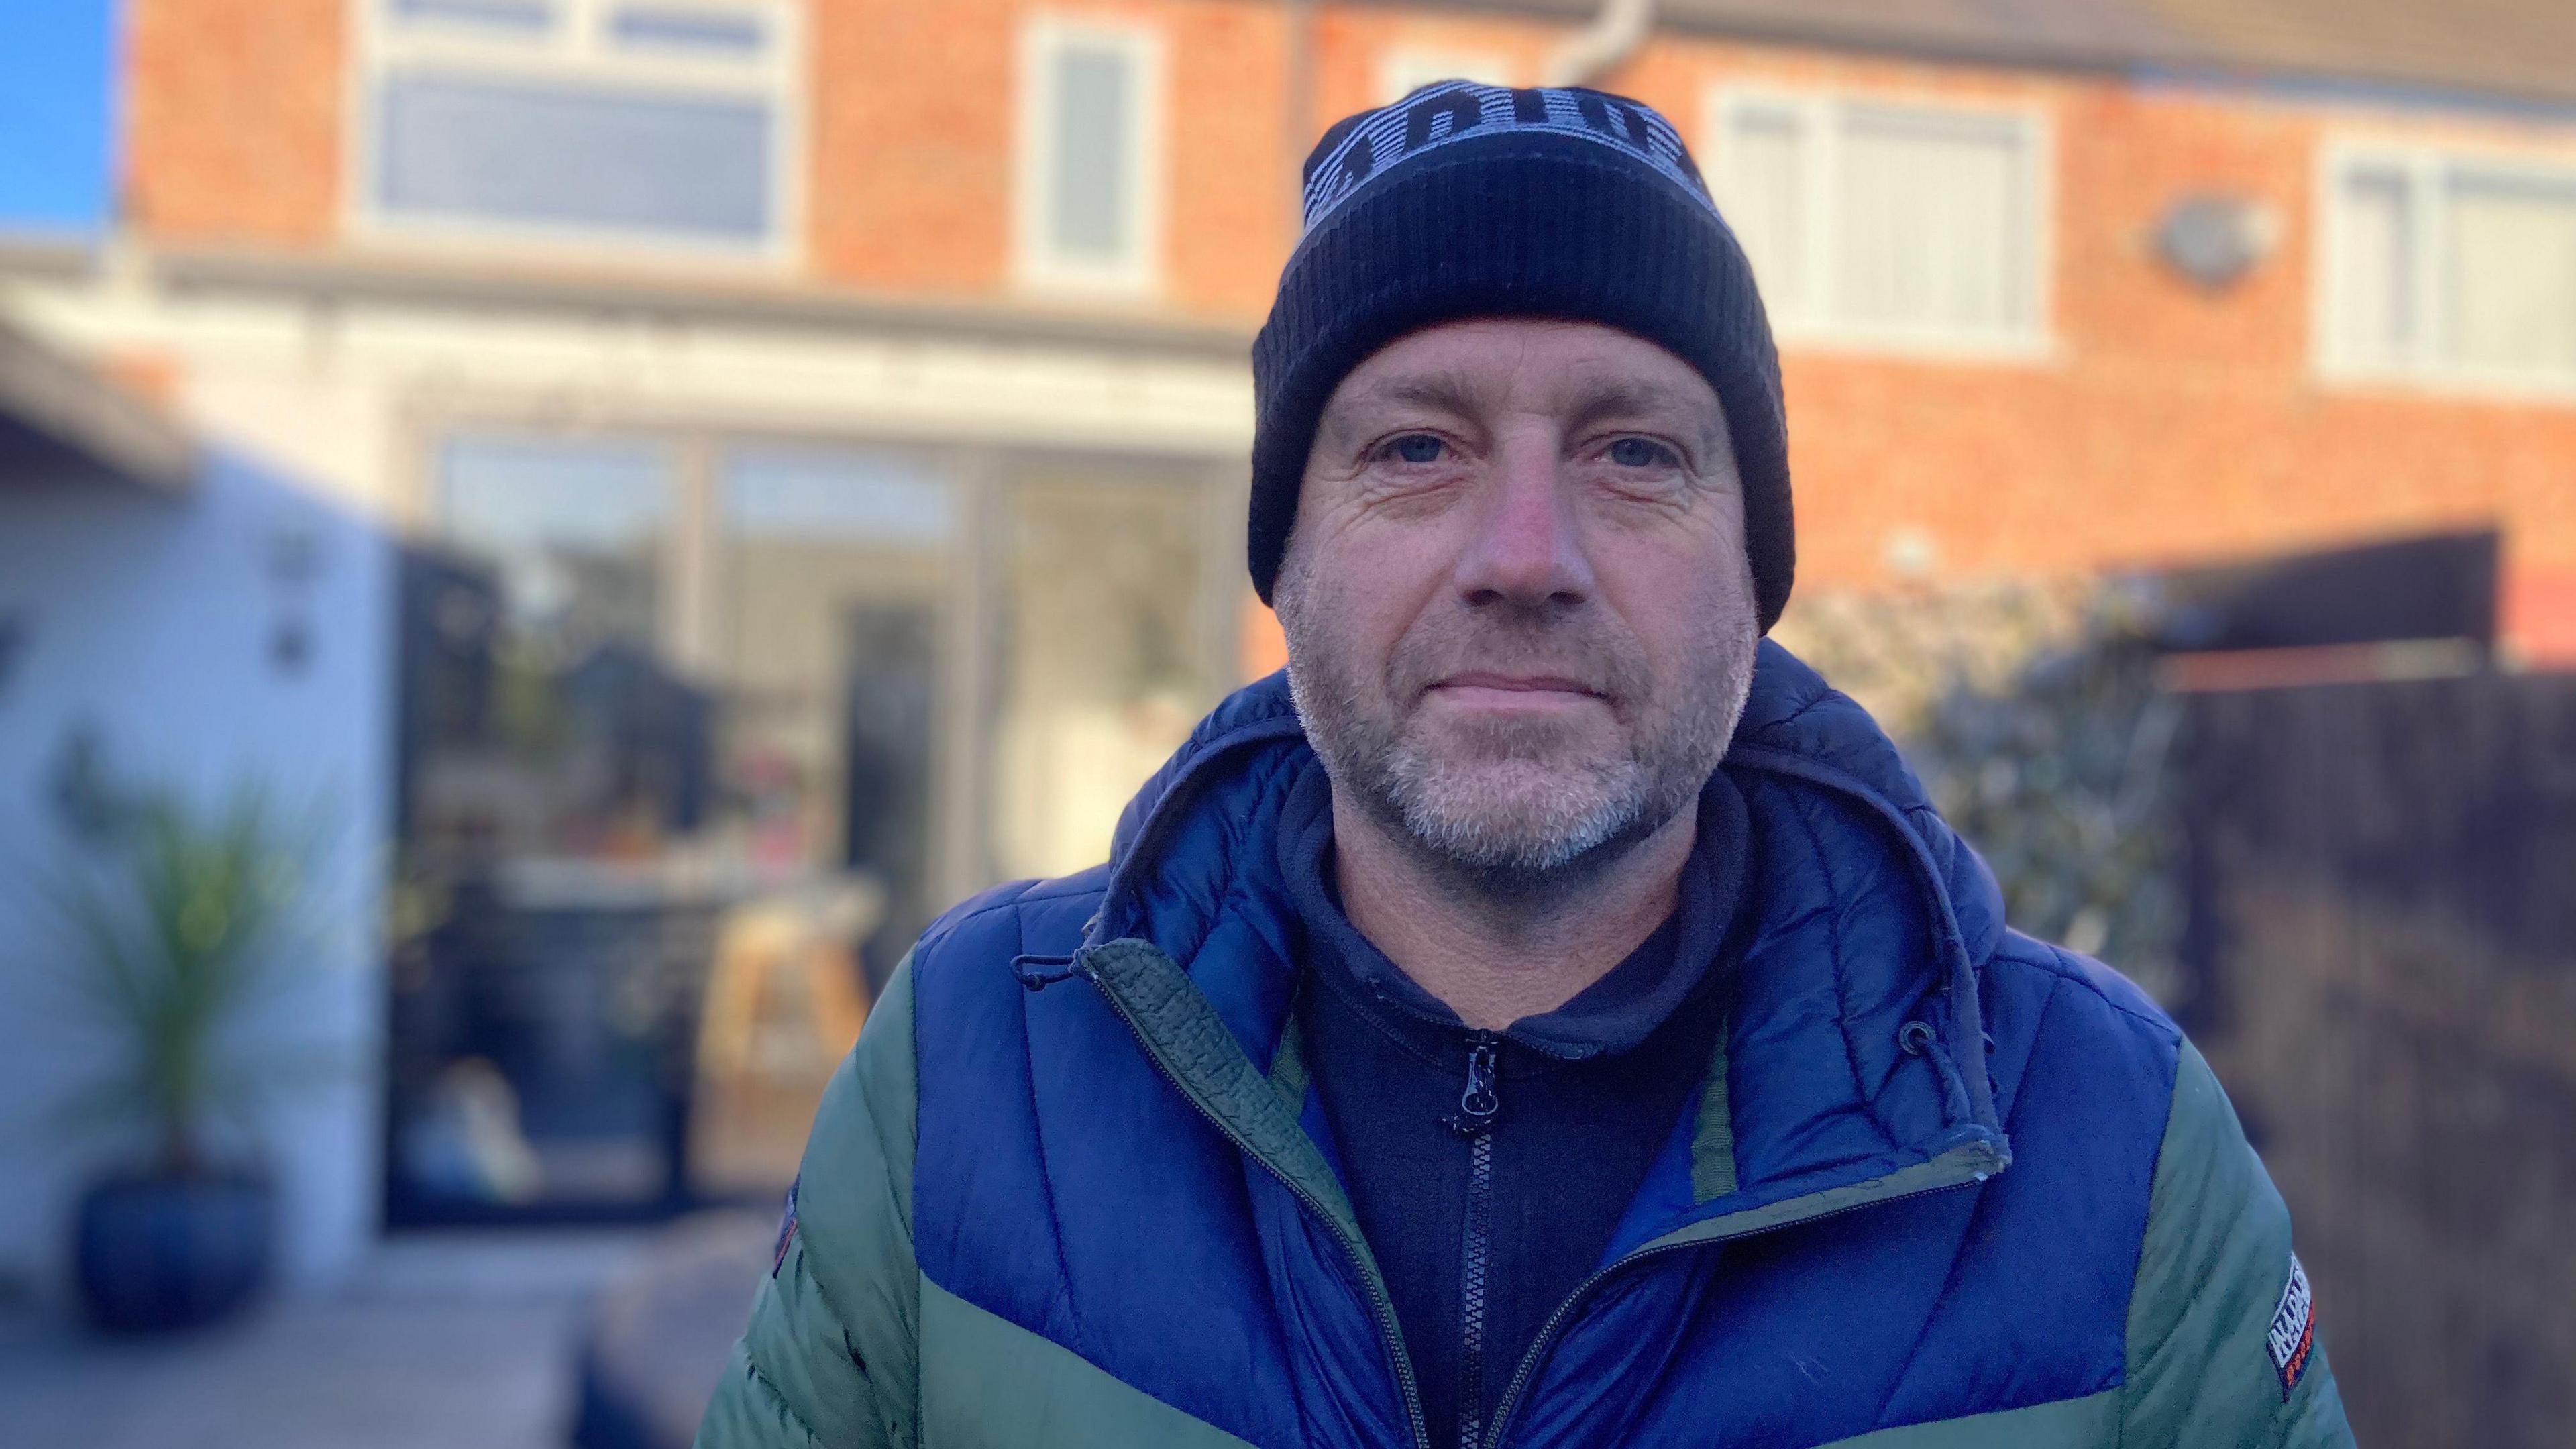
left=111, top=0, right=2576, bottom=657
left=125, top=0, right=346, bottom=246
left=808, top=0, right=1294, bottom=319
left=808, top=0, right=1018, bottom=293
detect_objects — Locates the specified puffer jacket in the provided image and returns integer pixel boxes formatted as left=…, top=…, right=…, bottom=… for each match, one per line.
left=698, top=642, right=2354, bottom=1448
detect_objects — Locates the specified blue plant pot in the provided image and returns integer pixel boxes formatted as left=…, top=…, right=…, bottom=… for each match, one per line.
left=74, top=1170, right=275, bottom=1332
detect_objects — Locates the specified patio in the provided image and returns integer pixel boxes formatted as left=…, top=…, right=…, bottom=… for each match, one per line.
left=0, top=1230, right=669, bottom=1449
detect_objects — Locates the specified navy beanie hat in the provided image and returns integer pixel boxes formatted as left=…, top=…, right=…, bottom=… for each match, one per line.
left=1250, top=82, right=1794, bottom=631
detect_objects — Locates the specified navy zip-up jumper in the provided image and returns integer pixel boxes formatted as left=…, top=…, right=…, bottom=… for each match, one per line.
left=1277, top=756, right=1748, bottom=1449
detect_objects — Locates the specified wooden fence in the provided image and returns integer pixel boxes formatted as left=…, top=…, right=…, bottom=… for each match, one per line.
left=2179, top=669, right=2576, bottom=1448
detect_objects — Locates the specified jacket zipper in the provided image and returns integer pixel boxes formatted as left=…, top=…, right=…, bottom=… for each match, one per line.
left=1081, top=951, right=1436, bottom=1449
left=1447, top=1034, right=1502, bottom=1449
left=1479, top=1171, right=1989, bottom=1449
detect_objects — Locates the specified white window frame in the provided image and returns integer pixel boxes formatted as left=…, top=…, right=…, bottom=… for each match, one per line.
left=2314, top=136, right=2576, bottom=402
left=1703, top=84, right=2055, bottom=361
left=1014, top=15, right=1167, bottom=297
left=347, top=0, right=805, bottom=266
left=1376, top=46, right=1516, bottom=103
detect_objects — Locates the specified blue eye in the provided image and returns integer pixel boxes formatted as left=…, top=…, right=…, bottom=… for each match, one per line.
left=1388, top=434, right=1446, bottom=464
left=1607, top=437, right=1678, bottom=468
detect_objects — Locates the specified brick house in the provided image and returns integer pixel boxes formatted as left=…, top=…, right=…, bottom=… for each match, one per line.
left=66, top=0, right=2576, bottom=648
left=3, top=0, right=2573, bottom=1224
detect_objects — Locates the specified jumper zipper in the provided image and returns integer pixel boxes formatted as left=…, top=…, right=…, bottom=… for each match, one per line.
left=1478, top=1147, right=2003, bottom=1449
left=1079, top=945, right=1436, bottom=1449
left=1447, top=1034, right=1502, bottom=1449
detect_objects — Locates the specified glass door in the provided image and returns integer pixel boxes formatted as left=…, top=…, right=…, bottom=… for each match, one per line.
left=388, top=428, right=1230, bottom=1221
left=392, top=434, right=710, bottom=1219
left=688, top=445, right=955, bottom=1196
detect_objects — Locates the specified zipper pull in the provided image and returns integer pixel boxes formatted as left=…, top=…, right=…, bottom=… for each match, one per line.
left=1447, top=1034, right=1501, bottom=1137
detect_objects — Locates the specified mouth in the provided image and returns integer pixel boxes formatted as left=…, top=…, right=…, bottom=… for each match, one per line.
left=1424, top=672, right=1607, bottom=710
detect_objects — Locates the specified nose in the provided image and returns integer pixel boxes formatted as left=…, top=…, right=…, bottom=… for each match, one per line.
left=1451, top=431, right=1595, bottom=611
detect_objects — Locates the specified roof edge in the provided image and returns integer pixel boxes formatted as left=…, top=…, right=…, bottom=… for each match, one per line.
left=73, top=244, right=1264, bottom=362
left=1352, top=0, right=2576, bottom=116
left=0, top=317, right=195, bottom=496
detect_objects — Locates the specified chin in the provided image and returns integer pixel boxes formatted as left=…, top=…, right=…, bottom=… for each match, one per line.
left=1413, top=706, right=1622, bottom=763
left=1393, top=757, right=1637, bottom=871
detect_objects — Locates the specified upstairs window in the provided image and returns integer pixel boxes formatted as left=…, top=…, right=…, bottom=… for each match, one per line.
left=2322, top=145, right=2576, bottom=390
left=1708, top=89, right=2049, bottom=354
left=1018, top=17, right=1164, bottom=292
left=361, top=0, right=797, bottom=254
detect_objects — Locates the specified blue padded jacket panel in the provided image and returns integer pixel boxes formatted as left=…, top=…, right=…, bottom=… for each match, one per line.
left=1509, top=943, right=2180, bottom=1448
left=1868, top=940, right=2178, bottom=1432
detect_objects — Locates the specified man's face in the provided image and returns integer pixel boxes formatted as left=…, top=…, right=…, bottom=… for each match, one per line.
left=1276, top=318, right=1762, bottom=885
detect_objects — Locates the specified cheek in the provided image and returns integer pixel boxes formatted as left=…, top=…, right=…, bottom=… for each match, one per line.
left=1597, top=539, right=1759, bottom=676
left=1296, top=519, right=1454, bottom=665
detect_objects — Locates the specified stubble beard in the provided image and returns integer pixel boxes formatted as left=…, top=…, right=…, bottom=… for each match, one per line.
left=1277, top=557, right=1760, bottom=902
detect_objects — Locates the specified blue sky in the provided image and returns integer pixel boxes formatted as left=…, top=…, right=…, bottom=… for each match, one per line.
left=0, top=3, right=115, bottom=235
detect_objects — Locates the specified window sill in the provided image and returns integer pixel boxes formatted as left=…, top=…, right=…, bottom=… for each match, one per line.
left=2312, top=361, right=2576, bottom=408
left=345, top=214, right=798, bottom=278
left=1008, top=264, right=1164, bottom=308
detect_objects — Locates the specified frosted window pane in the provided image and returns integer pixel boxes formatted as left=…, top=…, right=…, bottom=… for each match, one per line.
left=608, top=5, right=765, bottom=55
left=2445, top=174, right=2576, bottom=377
left=390, top=0, right=552, bottom=33
left=1835, top=109, right=2025, bottom=333
left=376, top=74, right=773, bottom=242
left=1724, top=109, right=1808, bottom=316
left=1048, top=46, right=1135, bottom=261
left=2334, top=171, right=2413, bottom=368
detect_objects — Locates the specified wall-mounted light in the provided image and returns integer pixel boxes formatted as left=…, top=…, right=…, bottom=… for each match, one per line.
left=267, top=526, right=325, bottom=678
left=2155, top=192, right=2281, bottom=291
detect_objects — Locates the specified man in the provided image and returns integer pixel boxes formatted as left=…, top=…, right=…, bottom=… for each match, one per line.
left=699, top=83, right=2354, bottom=1449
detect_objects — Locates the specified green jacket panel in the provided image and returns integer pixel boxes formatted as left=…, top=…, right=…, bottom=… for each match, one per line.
left=699, top=960, right=924, bottom=1449
left=916, top=1277, right=1257, bottom=1448
left=1817, top=1389, right=2120, bottom=1446
left=2120, top=1040, right=2354, bottom=1448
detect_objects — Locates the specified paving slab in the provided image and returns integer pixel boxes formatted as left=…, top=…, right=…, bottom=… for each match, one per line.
left=0, top=1231, right=654, bottom=1449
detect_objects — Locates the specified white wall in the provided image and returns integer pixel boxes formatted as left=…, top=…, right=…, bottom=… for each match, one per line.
left=0, top=450, right=392, bottom=1308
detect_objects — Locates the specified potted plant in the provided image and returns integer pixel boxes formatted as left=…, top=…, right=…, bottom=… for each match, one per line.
left=30, top=781, right=330, bottom=1332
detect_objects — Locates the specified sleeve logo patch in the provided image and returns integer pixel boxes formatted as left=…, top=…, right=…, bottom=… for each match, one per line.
left=2266, top=1254, right=2316, bottom=1399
